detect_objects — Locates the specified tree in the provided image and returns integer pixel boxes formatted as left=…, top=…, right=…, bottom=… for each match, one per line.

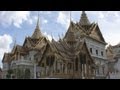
left=6, top=74, right=11, bottom=79
left=6, top=69, right=13, bottom=79
left=24, top=69, right=31, bottom=79
left=16, top=68, right=21, bottom=79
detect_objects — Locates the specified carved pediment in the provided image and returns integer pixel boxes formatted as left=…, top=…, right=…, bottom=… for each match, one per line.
left=89, top=24, right=105, bottom=43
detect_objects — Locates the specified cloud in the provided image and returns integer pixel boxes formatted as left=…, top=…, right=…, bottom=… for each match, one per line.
left=0, top=11, right=31, bottom=28
left=95, top=11, right=120, bottom=46
left=40, top=11, right=120, bottom=46
left=70, top=11, right=120, bottom=46
left=57, top=11, right=70, bottom=29
left=43, top=32, right=59, bottom=41
left=39, top=11, right=52, bottom=15
left=1, top=11, right=120, bottom=49
left=31, top=15, right=48, bottom=26
left=0, top=34, right=13, bottom=67
left=43, top=19, right=48, bottom=24
left=43, top=32, right=52, bottom=41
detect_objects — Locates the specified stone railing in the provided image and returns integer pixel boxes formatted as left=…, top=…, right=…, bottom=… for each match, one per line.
left=93, top=55, right=107, bottom=60
left=11, top=60, right=34, bottom=66
left=95, top=74, right=106, bottom=79
left=109, top=72, right=120, bottom=79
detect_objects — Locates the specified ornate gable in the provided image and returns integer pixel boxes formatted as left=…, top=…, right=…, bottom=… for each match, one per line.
left=2, top=53, right=12, bottom=63
left=106, top=45, right=114, bottom=60
left=23, top=15, right=47, bottom=50
left=35, top=37, right=48, bottom=49
left=37, top=42, right=54, bottom=65
left=64, top=21, right=75, bottom=39
left=23, top=37, right=32, bottom=48
left=11, top=45, right=16, bottom=54
left=2, top=53, right=8, bottom=63
left=89, top=24, right=106, bottom=43
left=80, top=41, right=95, bottom=64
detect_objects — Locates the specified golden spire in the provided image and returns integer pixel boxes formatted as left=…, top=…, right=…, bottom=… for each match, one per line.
left=36, top=11, right=40, bottom=29
left=62, top=33, right=64, bottom=38
left=58, top=34, right=61, bottom=40
left=79, top=11, right=90, bottom=25
left=82, top=11, right=85, bottom=14
left=70, top=11, right=71, bottom=22
left=51, top=32, right=54, bottom=40
left=13, top=32, right=17, bottom=47
left=68, top=11, right=73, bottom=32
left=32, top=11, right=42, bottom=39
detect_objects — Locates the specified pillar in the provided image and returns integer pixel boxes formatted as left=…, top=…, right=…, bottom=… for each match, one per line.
left=65, top=64, right=67, bottom=74
left=34, top=62, right=37, bottom=79
left=85, top=64, right=87, bottom=78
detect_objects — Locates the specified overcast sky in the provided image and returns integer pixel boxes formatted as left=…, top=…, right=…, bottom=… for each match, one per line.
left=0, top=11, right=120, bottom=68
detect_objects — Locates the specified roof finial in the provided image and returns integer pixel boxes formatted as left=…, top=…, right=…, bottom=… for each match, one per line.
left=70, top=11, right=71, bottom=22
left=82, top=11, right=85, bottom=14
left=51, top=32, right=54, bottom=40
left=79, top=11, right=90, bottom=26
left=62, top=33, right=64, bottom=38
left=32, top=11, right=42, bottom=39
left=13, top=32, right=17, bottom=47
left=58, top=33, right=61, bottom=40
left=36, top=11, right=40, bottom=29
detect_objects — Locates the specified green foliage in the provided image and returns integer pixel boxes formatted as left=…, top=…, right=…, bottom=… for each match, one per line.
left=6, top=69, right=13, bottom=79
left=6, top=74, right=11, bottom=79
left=24, top=69, right=30, bottom=79
left=16, top=68, right=21, bottom=79
left=8, top=69, right=13, bottom=74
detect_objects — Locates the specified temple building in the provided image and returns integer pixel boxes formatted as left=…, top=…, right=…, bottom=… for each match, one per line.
left=64, top=11, right=108, bottom=78
left=2, top=16, right=48, bottom=79
left=2, top=11, right=108, bottom=79
left=106, top=43, right=120, bottom=79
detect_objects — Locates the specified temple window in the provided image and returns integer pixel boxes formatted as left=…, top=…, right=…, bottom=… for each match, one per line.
left=41, top=63, right=44, bottom=67
left=68, top=63, right=72, bottom=70
left=46, top=56, right=50, bottom=66
left=97, top=69, right=99, bottom=74
left=63, top=64, right=65, bottom=73
left=96, top=50, right=98, bottom=55
left=102, top=66, right=105, bottom=74
left=88, top=60, right=90, bottom=65
left=29, top=57, right=31, bottom=61
left=83, top=54, right=86, bottom=64
left=80, top=53, right=87, bottom=74
left=90, top=48, right=92, bottom=54
left=56, top=62, right=61, bottom=73
left=50, top=56, right=55, bottom=66
left=46, top=55, right=55, bottom=67
left=80, top=53, right=86, bottom=64
left=80, top=53, right=83, bottom=64
left=101, top=51, right=103, bottom=56
left=75, top=58, right=78, bottom=71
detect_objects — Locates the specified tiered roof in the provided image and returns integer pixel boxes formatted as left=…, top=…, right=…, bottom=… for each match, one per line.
left=79, top=11, right=91, bottom=26
left=2, top=14, right=47, bottom=63
left=31, top=14, right=43, bottom=39
left=2, top=11, right=105, bottom=66
left=65, top=11, right=106, bottom=44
